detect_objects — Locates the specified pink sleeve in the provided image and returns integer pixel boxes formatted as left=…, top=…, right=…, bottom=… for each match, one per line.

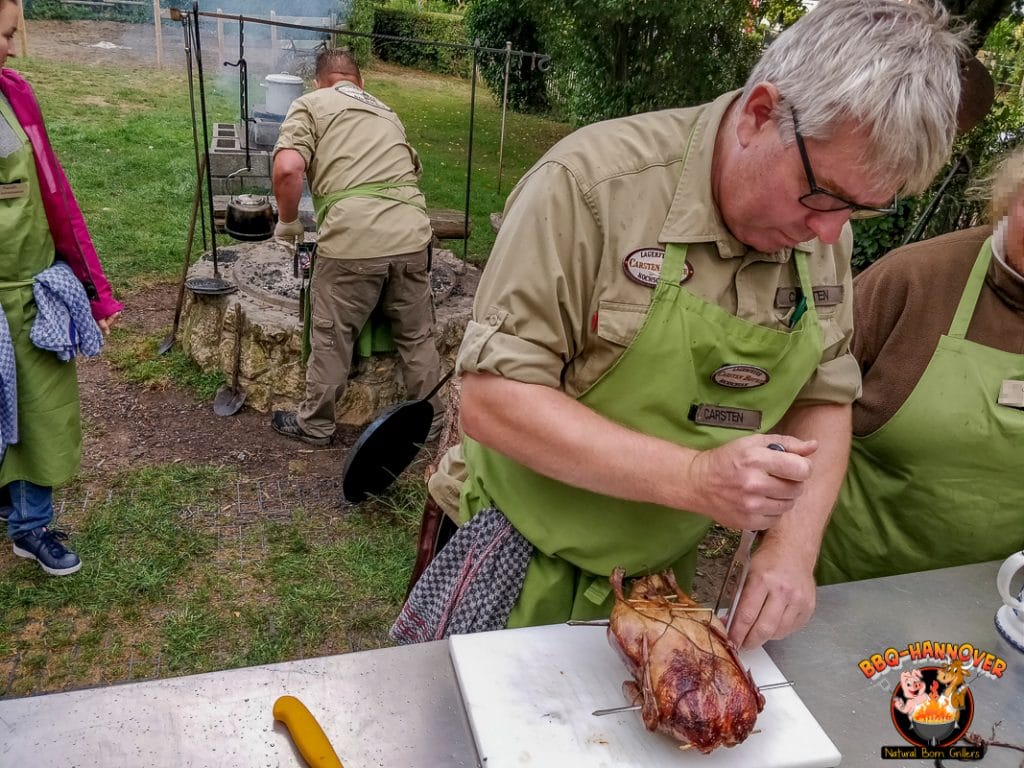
left=14, top=85, right=121, bottom=319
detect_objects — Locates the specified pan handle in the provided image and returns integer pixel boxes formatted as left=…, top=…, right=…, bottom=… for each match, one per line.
left=423, top=367, right=455, bottom=403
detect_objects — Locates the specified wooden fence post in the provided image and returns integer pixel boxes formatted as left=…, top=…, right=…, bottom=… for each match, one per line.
left=270, top=10, right=279, bottom=69
left=217, top=8, right=225, bottom=64
left=153, top=0, right=163, bottom=68
left=16, top=0, right=27, bottom=57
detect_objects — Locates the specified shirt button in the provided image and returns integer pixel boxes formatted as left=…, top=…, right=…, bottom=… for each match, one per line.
left=487, top=314, right=499, bottom=326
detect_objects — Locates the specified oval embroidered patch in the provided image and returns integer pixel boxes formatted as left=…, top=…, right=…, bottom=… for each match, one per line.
left=622, top=248, right=692, bottom=287
left=711, top=364, right=771, bottom=389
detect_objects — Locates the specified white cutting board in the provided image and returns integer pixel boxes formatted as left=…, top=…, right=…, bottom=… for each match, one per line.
left=449, top=623, right=840, bottom=768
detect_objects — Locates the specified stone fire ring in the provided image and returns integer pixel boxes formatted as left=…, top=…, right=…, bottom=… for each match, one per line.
left=178, top=239, right=477, bottom=425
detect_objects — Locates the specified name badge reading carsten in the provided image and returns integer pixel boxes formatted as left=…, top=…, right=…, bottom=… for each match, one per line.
left=0, top=181, right=28, bottom=200
left=711, top=364, right=770, bottom=389
left=688, top=404, right=762, bottom=431
left=775, top=285, right=844, bottom=308
left=997, top=379, right=1024, bottom=409
left=622, top=248, right=693, bottom=288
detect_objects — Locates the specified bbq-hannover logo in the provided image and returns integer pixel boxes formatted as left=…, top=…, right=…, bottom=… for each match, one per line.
left=857, top=640, right=1008, bottom=761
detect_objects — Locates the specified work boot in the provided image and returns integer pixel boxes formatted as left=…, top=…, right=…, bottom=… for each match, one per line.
left=271, top=410, right=332, bottom=447
left=12, top=527, right=82, bottom=576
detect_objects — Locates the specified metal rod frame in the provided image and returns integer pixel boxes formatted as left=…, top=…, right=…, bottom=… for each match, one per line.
left=189, top=9, right=550, bottom=266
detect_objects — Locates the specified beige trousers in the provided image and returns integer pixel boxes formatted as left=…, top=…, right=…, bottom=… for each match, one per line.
left=297, top=249, right=442, bottom=438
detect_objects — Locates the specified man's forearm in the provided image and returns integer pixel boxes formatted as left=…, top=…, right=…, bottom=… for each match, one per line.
left=459, top=372, right=820, bottom=530
left=273, top=172, right=303, bottom=222
left=271, top=149, right=306, bottom=223
left=460, top=372, right=699, bottom=510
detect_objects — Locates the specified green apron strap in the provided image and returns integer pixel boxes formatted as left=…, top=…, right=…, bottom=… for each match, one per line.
left=301, top=247, right=315, bottom=365
left=948, top=237, right=993, bottom=340
left=313, top=181, right=424, bottom=228
left=582, top=576, right=612, bottom=606
left=661, top=242, right=689, bottom=285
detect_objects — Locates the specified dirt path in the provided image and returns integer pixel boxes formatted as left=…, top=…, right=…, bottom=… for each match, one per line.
left=78, top=283, right=363, bottom=484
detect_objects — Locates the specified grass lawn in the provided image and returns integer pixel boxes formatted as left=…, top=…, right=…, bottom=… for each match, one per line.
left=0, top=53, right=570, bottom=695
left=17, top=54, right=570, bottom=291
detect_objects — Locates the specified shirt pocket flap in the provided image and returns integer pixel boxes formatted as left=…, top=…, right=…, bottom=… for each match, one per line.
left=596, top=300, right=648, bottom=347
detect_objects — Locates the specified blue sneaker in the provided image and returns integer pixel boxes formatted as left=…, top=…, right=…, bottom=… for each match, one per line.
left=12, top=527, right=82, bottom=576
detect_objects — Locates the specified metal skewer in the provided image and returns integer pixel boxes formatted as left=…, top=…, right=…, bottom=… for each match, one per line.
left=591, top=681, right=795, bottom=717
left=565, top=605, right=714, bottom=628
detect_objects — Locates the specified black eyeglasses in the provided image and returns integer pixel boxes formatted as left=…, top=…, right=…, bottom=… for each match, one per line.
left=791, top=108, right=897, bottom=218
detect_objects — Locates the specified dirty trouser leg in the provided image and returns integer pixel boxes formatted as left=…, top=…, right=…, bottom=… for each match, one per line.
left=297, top=256, right=387, bottom=438
left=380, top=248, right=442, bottom=421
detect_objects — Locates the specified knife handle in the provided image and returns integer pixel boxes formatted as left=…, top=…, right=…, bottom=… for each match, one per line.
left=273, top=695, right=344, bottom=768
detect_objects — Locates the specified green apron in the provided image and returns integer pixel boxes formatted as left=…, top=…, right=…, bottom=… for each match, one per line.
left=817, top=239, right=1024, bottom=584
left=0, top=96, right=81, bottom=488
left=301, top=182, right=425, bottom=363
left=461, top=238, right=824, bottom=627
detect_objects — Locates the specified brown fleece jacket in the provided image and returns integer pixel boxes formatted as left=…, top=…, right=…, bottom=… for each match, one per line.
left=852, top=226, right=1024, bottom=436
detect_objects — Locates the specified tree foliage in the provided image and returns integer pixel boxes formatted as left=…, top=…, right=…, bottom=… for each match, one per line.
left=535, top=0, right=760, bottom=125
left=464, top=0, right=549, bottom=112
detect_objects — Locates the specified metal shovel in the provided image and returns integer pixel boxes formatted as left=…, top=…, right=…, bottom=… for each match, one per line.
left=213, top=303, right=247, bottom=416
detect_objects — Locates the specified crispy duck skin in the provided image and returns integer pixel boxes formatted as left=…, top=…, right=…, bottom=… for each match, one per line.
left=607, top=567, right=764, bottom=753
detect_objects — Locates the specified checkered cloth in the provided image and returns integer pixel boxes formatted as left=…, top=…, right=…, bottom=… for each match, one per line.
left=0, top=310, right=17, bottom=455
left=31, top=261, right=103, bottom=361
left=390, top=507, right=533, bottom=645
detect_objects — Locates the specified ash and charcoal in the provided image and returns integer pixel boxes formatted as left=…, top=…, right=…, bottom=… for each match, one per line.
left=248, top=263, right=302, bottom=301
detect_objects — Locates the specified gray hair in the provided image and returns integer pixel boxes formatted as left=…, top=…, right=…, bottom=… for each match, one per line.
left=744, top=0, right=970, bottom=196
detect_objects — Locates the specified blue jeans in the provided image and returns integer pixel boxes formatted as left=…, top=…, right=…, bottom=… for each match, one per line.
left=2, top=480, right=53, bottom=540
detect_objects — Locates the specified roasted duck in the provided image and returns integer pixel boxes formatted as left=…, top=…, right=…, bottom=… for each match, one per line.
left=607, top=567, right=764, bottom=753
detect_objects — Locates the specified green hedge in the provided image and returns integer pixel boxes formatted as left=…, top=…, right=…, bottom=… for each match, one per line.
left=372, top=6, right=469, bottom=78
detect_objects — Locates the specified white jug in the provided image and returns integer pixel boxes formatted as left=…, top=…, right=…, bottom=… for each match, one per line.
left=262, top=73, right=304, bottom=117
left=995, top=550, right=1024, bottom=653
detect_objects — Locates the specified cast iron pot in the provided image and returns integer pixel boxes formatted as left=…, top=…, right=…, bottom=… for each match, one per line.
left=225, top=194, right=277, bottom=242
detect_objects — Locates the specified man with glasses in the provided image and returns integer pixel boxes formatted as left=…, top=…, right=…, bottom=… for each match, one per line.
left=394, top=1, right=968, bottom=648
left=790, top=109, right=899, bottom=219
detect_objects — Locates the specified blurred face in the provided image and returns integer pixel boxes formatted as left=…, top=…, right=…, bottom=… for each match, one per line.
left=716, top=91, right=897, bottom=252
left=0, top=2, right=18, bottom=68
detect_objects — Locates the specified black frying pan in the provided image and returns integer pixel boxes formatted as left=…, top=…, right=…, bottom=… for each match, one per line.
left=341, top=369, right=455, bottom=503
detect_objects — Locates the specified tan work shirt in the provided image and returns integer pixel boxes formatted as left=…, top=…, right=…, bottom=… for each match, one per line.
left=274, top=81, right=433, bottom=260
left=430, top=90, right=861, bottom=514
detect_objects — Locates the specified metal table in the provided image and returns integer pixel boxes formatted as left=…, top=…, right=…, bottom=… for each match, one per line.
left=767, top=560, right=1023, bottom=768
left=0, top=560, right=1020, bottom=767
left=0, top=641, right=479, bottom=767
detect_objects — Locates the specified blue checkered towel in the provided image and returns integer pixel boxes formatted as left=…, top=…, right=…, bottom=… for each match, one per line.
left=31, top=261, right=104, bottom=362
left=0, top=310, right=16, bottom=454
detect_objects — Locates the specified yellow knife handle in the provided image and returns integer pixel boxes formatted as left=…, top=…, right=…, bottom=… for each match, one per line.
left=273, top=695, right=344, bottom=768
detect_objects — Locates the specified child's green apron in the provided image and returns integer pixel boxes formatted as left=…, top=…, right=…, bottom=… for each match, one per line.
left=0, top=96, right=81, bottom=488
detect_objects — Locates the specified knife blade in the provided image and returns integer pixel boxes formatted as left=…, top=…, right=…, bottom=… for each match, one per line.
left=712, top=443, right=786, bottom=631
left=713, top=528, right=758, bottom=632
